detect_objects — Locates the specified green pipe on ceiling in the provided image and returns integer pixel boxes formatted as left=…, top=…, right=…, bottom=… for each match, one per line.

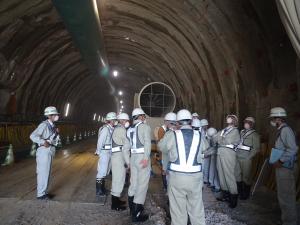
left=52, top=0, right=109, bottom=77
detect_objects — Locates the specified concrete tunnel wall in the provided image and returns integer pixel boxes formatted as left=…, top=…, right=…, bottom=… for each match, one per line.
left=0, top=0, right=300, bottom=142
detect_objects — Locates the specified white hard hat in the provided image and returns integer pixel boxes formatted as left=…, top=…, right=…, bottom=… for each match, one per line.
left=244, top=116, right=255, bottom=123
left=192, top=112, right=199, bottom=117
left=132, top=108, right=146, bottom=117
left=269, top=107, right=287, bottom=117
left=207, top=127, right=217, bottom=137
left=226, top=114, right=239, bottom=123
left=177, top=109, right=192, bottom=121
left=106, top=112, right=117, bottom=121
left=117, top=113, right=129, bottom=120
left=192, top=118, right=201, bottom=128
left=200, top=119, right=209, bottom=127
left=164, top=112, right=177, bottom=121
left=44, top=106, right=59, bottom=116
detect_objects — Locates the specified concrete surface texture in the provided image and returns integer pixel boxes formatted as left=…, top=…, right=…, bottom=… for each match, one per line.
left=0, top=0, right=299, bottom=137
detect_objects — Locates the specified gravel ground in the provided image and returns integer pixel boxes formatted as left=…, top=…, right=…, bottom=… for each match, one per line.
left=1, top=140, right=298, bottom=225
left=0, top=195, right=165, bottom=225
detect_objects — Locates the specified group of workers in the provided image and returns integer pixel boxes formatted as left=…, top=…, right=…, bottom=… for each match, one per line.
left=95, top=108, right=151, bottom=222
left=157, top=107, right=298, bottom=225
left=30, top=106, right=298, bottom=225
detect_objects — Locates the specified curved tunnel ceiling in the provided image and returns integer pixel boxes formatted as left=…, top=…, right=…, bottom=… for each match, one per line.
left=0, top=0, right=299, bottom=134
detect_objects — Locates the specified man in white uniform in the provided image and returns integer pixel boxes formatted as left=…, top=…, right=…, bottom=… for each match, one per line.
left=269, top=107, right=298, bottom=225
left=205, top=127, right=221, bottom=193
left=30, top=106, right=60, bottom=200
left=110, top=113, right=131, bottom=211
left=200, top=119, right=210, bottom=185
left=216, top=115, right=240, bottom=208
left=127, top=108, right=151, bottom=222
left=235, top=117, right=260, bottom=200
left=158, top=112, right=177, bottom=191
left=95, top=112, right=117, bottom=196
left=159, top=109, right=209, bottom=225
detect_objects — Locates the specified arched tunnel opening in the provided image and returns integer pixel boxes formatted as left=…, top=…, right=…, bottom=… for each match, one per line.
left=0, top=0, right=299, bottom=224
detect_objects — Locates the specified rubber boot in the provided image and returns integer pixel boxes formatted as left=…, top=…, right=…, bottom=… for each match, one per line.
left=237, top=182, right=243, bottom=199
left=96, top=179, right=106, bottom=196
left=111, top=195, right=126, bottom=211
left=229, top=194, right=238, bottom=208
left=242, top=184, right=251, bottom=200
left=132, top=203, right=149, bottom=223
left=128, top=196, right=134, bottom=213
left=101, top=179, right=107, bottom=195
left=96, top=179, right=101, bottom=196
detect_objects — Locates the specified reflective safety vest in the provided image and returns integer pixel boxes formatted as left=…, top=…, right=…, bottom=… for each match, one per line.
left=100, top=124, right=113, bottom=151
left=169, top=129, right=202, bottom=173
left=127, top=122, right=145, bottom=154
left=237, top=129, right=256, bottom=151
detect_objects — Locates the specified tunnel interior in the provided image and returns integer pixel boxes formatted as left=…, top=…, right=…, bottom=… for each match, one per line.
left=0, top=0, right=300, bottom=139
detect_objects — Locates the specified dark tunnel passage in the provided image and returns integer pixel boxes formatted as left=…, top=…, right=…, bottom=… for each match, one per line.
left=0, top=0, right=300, bottom=224
left=0, top=0, right=299, bottom=133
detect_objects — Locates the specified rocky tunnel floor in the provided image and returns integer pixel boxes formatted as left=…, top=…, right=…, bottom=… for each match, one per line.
left=0, top=139, right=298, bottom=225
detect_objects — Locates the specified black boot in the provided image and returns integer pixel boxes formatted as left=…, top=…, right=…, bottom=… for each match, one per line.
left=229, top=194, right=238, bottom=208
left=100, top=179, right=107, bottom=195
left=96, top=179, right=107, bottom=196
left=111, top=195, right=126, bottom=211
left=241, top=184, right=251, bottom=200
left=128, top=196, right=134, bottom=213
left=96, top=180, right=102, bottom=196
left=132, top=203, right=149, bottom=223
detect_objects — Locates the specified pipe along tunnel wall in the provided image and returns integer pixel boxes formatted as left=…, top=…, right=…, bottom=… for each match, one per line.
left=0, top=0, right=300, bottom=201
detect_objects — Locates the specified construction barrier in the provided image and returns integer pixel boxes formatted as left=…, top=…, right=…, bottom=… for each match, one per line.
left=0, top=122, right=100, bottom=164
left=1, top=144, right=14, bottom=166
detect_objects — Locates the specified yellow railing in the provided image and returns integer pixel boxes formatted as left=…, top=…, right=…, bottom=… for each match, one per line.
left=0, top=123, right=99, bottom=148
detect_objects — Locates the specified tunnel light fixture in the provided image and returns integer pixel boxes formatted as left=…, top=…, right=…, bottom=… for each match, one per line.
left=64, top=103, right=70, bottom=117
left=93, top=113, right=97, bottom=121
left=113, top=70, right=119, bottom=77
left=98, top=115, right=101, bottom=122
left=121, top=105, right=124, bottom=109
left=120, top=100, right=123, bottom=104
left=118, top=91, right=123, bottom=96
